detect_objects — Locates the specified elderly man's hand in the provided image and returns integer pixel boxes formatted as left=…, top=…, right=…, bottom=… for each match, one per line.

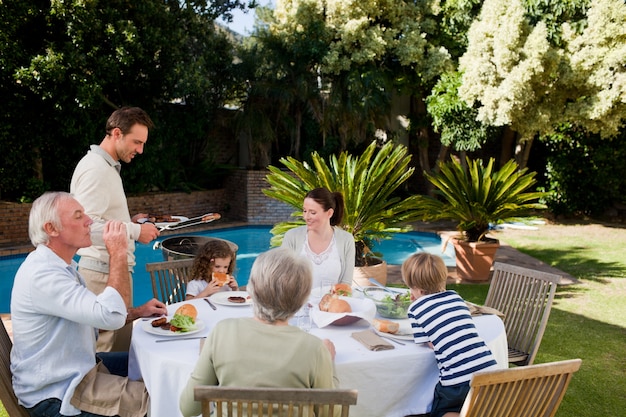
left=128, top=298, right=168, bottom=322
left=103, top=220, right=128, bottom=259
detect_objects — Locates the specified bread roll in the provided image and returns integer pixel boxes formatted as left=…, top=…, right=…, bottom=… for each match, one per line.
left=212, top=272, right=229, bottom=286
left=319, top=294, right=352, bottom=313
left=331, top=283, right=352, bottom=296
left=372, top=318, right=399, bottom=334
left=174, top=304, right=198, bottom=320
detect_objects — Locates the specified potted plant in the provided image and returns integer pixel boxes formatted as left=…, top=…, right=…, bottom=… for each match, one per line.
left=263, top=140, right=424, bottom=286
left=417, top=156, right=546, bottom=281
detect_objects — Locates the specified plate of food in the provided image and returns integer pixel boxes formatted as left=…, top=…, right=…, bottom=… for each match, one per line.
left=372, top=318, right=414, bottom=341
left=210, top=291, right=253, bottom=306
left=143, top=317, right=205, bottom=337
left=142, top=303, right=204, bottom=336
left=153, top=215, right=188, bottom=228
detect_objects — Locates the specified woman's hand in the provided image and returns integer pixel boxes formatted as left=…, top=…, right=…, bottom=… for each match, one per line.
left=322, top=339, right=336, bottom=361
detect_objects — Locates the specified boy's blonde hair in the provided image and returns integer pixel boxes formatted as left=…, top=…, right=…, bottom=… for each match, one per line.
left=401, top=253, right=448, bottom=294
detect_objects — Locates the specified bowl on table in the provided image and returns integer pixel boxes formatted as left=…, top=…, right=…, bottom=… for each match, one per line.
left=363, top=287, right=412, bottom=319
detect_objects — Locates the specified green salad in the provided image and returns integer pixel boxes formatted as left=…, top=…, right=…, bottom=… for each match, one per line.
left=376, top=291, right=412, bottom=319
left=169, top=314, right=197, bottom=332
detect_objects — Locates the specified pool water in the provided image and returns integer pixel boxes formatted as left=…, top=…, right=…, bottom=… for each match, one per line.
left=0, top=226, right=455, bottom=313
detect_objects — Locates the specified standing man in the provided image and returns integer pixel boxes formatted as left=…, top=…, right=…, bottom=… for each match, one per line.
left=71, top=106, right=160, bottom=352
left=11, top=191, right=167, bottom=417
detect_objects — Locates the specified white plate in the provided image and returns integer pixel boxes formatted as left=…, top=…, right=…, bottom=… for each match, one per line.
left=210, top=291, right=253, bottom=306
left=374, top=319, right=414, bottom=341
left=154, top=216, right=189, bottom=228
left=142, top=318, right=205, bottom=337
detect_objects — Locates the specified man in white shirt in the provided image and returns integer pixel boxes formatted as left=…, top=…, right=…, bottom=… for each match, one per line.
left=10, top=191, right=166, bottom=416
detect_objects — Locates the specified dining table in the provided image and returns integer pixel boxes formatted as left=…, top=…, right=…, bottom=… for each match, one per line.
left=129, top=293, right=508, bottom=417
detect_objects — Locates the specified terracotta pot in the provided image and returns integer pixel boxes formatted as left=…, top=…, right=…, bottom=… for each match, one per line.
left=353, top=259, right=388, bottom=287
left=452, top=239, right=500, bottom=282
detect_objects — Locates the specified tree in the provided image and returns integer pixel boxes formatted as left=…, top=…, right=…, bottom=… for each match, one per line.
left=458, top=0, right=626, bottom=168
left=0, top=0, right=252, bottom=201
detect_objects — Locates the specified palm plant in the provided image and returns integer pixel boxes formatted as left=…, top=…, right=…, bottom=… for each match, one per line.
left=263, top=140, right=424, bottom=266
left=419, top=156, right=546, bottom=242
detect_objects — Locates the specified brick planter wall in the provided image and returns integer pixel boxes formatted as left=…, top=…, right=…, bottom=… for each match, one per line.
left=0, top=170, right=295, bottom=255
left=224, top=169, right=295, bottom=224
left=0, top=201, right=31, bottom=251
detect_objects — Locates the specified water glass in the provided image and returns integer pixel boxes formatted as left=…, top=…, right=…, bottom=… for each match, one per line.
left=320, top=279, right=334, bottom=296
left=296, top=303, right=312, bottom=332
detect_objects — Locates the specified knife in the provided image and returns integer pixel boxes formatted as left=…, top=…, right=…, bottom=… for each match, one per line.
left=204, top=297, right=217, bottom=310
left=155, top=336, right=206, bottom=343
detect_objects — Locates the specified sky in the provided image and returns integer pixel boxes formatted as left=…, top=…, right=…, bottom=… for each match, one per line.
left=221, top=1, right=274, bottom=35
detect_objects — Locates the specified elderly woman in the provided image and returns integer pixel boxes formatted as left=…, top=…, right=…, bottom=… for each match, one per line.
left=179, top=247, right=339, bottom=417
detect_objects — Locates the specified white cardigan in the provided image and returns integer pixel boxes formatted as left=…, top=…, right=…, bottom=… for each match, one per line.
left=282, top=225, right=355, bottom=285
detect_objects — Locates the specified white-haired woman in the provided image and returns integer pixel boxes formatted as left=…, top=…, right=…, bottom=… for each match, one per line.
left=179, top=247, right=338, bottom=417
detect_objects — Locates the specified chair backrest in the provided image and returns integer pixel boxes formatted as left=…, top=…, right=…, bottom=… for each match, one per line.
left=194, top=386, right=358, bottom=417
left=146, top=258, right=196, bottom=305
left=0, top=318, right=30, bottom=417
left=484, top=262, right=561, bottom=366
left=460, top=358, right=582, bottom=417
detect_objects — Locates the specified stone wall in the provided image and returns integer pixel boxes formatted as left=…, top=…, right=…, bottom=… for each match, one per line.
left=0, top=169, right=294, bottom=255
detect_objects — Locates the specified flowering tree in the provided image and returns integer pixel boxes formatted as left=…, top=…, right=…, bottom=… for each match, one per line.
left=458, top=0, right=626, bottom=167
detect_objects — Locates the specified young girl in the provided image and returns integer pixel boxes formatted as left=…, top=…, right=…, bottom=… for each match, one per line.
left=185, top=239, right=238, bottom=300
left=402, top=253, right=497, bottom=417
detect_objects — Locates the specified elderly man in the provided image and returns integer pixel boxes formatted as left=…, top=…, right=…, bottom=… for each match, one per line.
left=10, top=191, right=166, bottom=417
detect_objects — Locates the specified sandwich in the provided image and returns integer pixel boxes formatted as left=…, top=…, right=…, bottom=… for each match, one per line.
left=212, top=272, right=230, bottom=287
left=372, top=318, right=400, bottom=334
left=330, top=283, right=352, bottom=297
left=169, top=303, right=198, bottom=332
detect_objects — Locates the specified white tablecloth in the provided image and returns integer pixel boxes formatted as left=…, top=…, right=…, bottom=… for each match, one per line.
left=129, top=297, right=507, bottom=417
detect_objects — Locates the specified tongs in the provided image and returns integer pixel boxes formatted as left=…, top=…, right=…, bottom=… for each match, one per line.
left=156, top=212, right=221, bottom=231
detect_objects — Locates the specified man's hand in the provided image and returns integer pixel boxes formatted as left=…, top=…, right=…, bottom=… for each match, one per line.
left=132, top=213, right=150, bottom=223
left=127, top=298, right=168, bottom=322
left=138, top=222, right=159, bottom=244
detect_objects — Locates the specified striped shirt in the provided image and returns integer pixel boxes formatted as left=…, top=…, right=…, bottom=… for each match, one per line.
left=408, top=290, right=497, bottom=386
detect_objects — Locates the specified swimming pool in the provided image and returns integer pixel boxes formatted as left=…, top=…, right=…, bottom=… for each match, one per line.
left=0, top=226, right=455, bottom=313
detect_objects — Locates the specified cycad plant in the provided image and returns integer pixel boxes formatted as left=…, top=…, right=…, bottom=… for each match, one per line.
left=419, top=157, right=546, bottom=242
left=263, top=141, right=424, bottom=266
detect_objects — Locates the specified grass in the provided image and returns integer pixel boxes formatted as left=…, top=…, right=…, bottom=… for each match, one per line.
left=2, top=219, right=625, bottom=416
left=451, top=219, right=626, bottom=417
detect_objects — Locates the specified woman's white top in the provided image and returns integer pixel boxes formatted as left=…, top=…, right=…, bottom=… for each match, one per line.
left=282, top=225, right=355, bottom=286
left=301, top=233, right=342, bottom=290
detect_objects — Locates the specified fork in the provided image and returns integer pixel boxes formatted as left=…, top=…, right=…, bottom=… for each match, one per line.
left=378, top=334, right=406, bottom=346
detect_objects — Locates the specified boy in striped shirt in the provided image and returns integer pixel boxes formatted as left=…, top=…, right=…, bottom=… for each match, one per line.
left=403, top=253, right=498, bottom=417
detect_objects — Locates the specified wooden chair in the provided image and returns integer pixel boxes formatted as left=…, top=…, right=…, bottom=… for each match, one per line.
left=194, top=386, right=358, bottom=417
left=459, top=358, right=582, bottom=417
left=484, top=262, right=561, bottom=366
left=1, top=318, right=30, bottom=417
left=146, top=258, right=195, bottom=305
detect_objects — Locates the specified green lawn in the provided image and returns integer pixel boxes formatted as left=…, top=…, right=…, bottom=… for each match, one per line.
left=459, top=220, right=626, bottom=417
left=2, top=220, right=625, bottom=416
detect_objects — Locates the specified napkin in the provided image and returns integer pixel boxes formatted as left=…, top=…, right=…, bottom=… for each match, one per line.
left=351, top=330, right=395, bottom=351
left=310, top=297, right=377, bottom=328
left=465, top=301, right=505, bottom=318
